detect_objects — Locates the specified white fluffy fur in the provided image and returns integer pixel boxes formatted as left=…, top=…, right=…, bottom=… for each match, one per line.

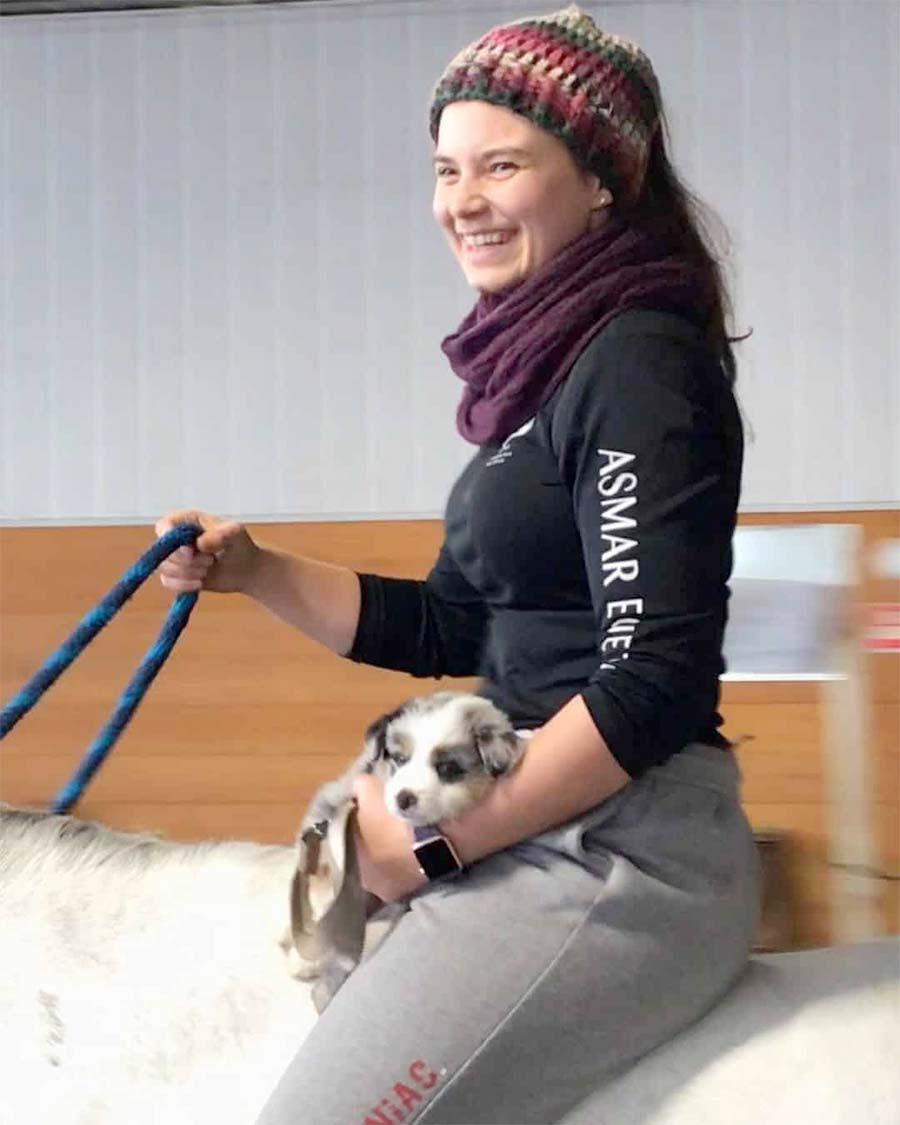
left=0, top=806, right=317, bottom=1125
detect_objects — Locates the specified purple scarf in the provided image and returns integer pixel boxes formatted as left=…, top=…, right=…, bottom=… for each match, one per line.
left=442, top=218, right=711, bottom=445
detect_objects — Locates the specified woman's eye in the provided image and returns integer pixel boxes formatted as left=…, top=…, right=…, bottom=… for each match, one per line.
left=436, top=760, right=465, bottom=783
left=435, top=166, right=456, bottom=179
left=490, top=161, right=516, bottom=174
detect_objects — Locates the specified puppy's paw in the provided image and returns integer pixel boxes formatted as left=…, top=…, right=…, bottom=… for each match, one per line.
left=286, top=944, right=322, bottom=981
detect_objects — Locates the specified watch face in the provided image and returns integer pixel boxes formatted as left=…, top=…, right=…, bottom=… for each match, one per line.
left=415, top=837, right=462, bottom=881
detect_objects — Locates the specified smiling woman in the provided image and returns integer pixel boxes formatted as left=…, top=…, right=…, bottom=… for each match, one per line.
left=432, top=107, right=609, bottom=293
left=157, top=6, right=759, bottom=1123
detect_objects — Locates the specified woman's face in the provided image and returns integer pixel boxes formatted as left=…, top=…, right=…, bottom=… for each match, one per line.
left=433, top=100, right=605, bottom=294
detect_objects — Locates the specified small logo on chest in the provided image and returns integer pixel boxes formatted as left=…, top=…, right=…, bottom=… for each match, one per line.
left=485, top=417, right=535, bottom=467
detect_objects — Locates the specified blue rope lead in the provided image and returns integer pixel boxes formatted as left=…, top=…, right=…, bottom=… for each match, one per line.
left=0, top=522, right=203, bottom=814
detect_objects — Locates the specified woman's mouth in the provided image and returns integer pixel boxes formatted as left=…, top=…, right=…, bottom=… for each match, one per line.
left=458, top=230, right=515, bottom=259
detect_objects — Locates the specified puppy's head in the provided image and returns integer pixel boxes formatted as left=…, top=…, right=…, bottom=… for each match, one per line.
left=366, top=693, right=522, bottom=826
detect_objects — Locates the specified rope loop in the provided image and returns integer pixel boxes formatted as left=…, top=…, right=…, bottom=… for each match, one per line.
left=0, top=522, right=203, bottom=813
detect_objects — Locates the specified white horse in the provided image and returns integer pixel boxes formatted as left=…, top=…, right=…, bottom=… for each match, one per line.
left=1, top=804, right=897, bottom=1125
left=0, top=805, right=317, bottom=1125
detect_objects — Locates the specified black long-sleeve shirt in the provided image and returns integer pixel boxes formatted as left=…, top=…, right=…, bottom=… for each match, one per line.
left=348, top=310, right=743, bottom=777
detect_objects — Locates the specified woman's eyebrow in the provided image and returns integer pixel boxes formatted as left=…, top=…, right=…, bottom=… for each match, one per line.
left=480, top=147, right=530, bottom=161
left=432, top=146, right=531, bottom=165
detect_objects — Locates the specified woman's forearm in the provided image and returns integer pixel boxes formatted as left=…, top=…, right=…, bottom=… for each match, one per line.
left=442, top=693, right=630, bottom=864
left=245, top=546, right=362, bottom=656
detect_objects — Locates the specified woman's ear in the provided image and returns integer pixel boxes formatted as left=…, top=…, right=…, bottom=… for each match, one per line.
left=586, top=177, right=614, bottom=230
left=592, top=179, right=614, bottom=211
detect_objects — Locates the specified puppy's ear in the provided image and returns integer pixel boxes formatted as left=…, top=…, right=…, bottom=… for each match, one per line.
left=466, top=702, right=522, bottom=777
left=362, top=705, right=403, bottom=772
left=476, top=726, right=522, bottom=776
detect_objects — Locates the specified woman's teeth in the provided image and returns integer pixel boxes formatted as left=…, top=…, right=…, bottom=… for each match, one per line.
left=462, top=232, right=512, bottom=247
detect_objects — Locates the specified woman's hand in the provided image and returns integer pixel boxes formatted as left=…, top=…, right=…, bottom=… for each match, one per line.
left=155, top=509, right=261, bottom=595
left=352, top=774, right=426, bottom=903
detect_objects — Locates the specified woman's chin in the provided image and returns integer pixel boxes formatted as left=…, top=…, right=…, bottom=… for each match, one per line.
left=460, top=251, right=533, bottom=295
left=469, top=268, right=525, bottom=296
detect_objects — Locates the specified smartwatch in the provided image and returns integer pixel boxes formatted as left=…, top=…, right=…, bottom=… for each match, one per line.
left=412, top=825, right=464, bottom=882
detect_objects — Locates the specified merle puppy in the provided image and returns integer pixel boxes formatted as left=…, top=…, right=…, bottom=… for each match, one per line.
left=290, top=692, right=523, bottom=1010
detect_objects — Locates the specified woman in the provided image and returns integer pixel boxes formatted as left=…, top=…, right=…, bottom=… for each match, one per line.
left=158, top=8, right=759, bottom=1122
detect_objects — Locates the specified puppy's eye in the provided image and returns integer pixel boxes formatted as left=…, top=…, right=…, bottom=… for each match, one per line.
left=435, top=760, right=465, bottom=783
left=388, top=750, right=409, bottom=767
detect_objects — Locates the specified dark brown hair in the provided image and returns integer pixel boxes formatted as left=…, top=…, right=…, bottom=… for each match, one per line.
left=622, top=119, right=741, bottom=386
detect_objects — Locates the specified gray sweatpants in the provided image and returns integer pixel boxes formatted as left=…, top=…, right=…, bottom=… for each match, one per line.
left=257, top=744, right=761, bottom=1125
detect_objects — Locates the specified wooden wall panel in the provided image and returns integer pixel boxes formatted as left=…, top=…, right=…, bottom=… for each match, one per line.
left=0, top=520, right=471, bottom=845
left=1, top=511, right=897, bottom=947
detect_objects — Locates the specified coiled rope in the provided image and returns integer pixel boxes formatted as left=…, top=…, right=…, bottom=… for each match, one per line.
left=0, top=522, right=202, bottom=814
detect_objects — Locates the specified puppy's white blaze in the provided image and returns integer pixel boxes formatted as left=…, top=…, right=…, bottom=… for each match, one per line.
left=384, top=767, right=489, bottom=827
left=391, top=693, right=504, bottom=757
left=384, top=757, right=434, bottom=816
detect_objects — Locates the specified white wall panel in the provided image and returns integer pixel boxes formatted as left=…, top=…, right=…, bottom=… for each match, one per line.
left=1, top=0, right=897, bottom=524
left=180, top=13, right=233, bottom=516
left=94, top=22, right=141, bottom=517
left=837, top=0, right=899, bottom=505
left=2, top=22, right=54, bottom=517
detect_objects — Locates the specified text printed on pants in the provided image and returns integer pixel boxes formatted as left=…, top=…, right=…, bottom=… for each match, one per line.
left=362, top=1059, right=443, bottom=1123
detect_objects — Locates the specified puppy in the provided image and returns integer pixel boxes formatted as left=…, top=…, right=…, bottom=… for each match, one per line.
left=289, top=692, right=523, bottom=1011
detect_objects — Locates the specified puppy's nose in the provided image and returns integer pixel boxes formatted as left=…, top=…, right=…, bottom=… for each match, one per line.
left=395, top=789, right=417, bottom=811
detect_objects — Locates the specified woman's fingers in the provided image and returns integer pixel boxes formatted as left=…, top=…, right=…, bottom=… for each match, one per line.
left=197, top=520, right=243, bottom=557
left=157, top=549, right=212, bottom=592
left=154, top=510, right=255, bottom=594
left=157, top=572, right=203, bottom=593
left=154, top=509, right=205, bottom=539
left=156, top=512, right=216, bottom=589
left=159, top=547, right=213, bottom=577
left=154, top=509, right=232, bottom=556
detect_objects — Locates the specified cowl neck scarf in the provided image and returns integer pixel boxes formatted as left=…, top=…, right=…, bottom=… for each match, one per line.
left=441, top=218, right=712, bottom=446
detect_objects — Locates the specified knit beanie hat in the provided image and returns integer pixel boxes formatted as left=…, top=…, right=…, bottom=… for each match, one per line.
left=429, top=5, right=661, bottom=204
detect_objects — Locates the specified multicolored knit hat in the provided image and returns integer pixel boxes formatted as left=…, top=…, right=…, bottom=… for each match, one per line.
left=429, top=5, right=661, bottom=204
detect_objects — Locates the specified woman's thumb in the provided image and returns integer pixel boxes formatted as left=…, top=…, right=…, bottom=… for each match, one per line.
left=195, top=519, right=243, bottom=556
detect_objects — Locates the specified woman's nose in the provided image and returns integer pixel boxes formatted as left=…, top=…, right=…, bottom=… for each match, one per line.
left=449, top=186, right=489, bottom=220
